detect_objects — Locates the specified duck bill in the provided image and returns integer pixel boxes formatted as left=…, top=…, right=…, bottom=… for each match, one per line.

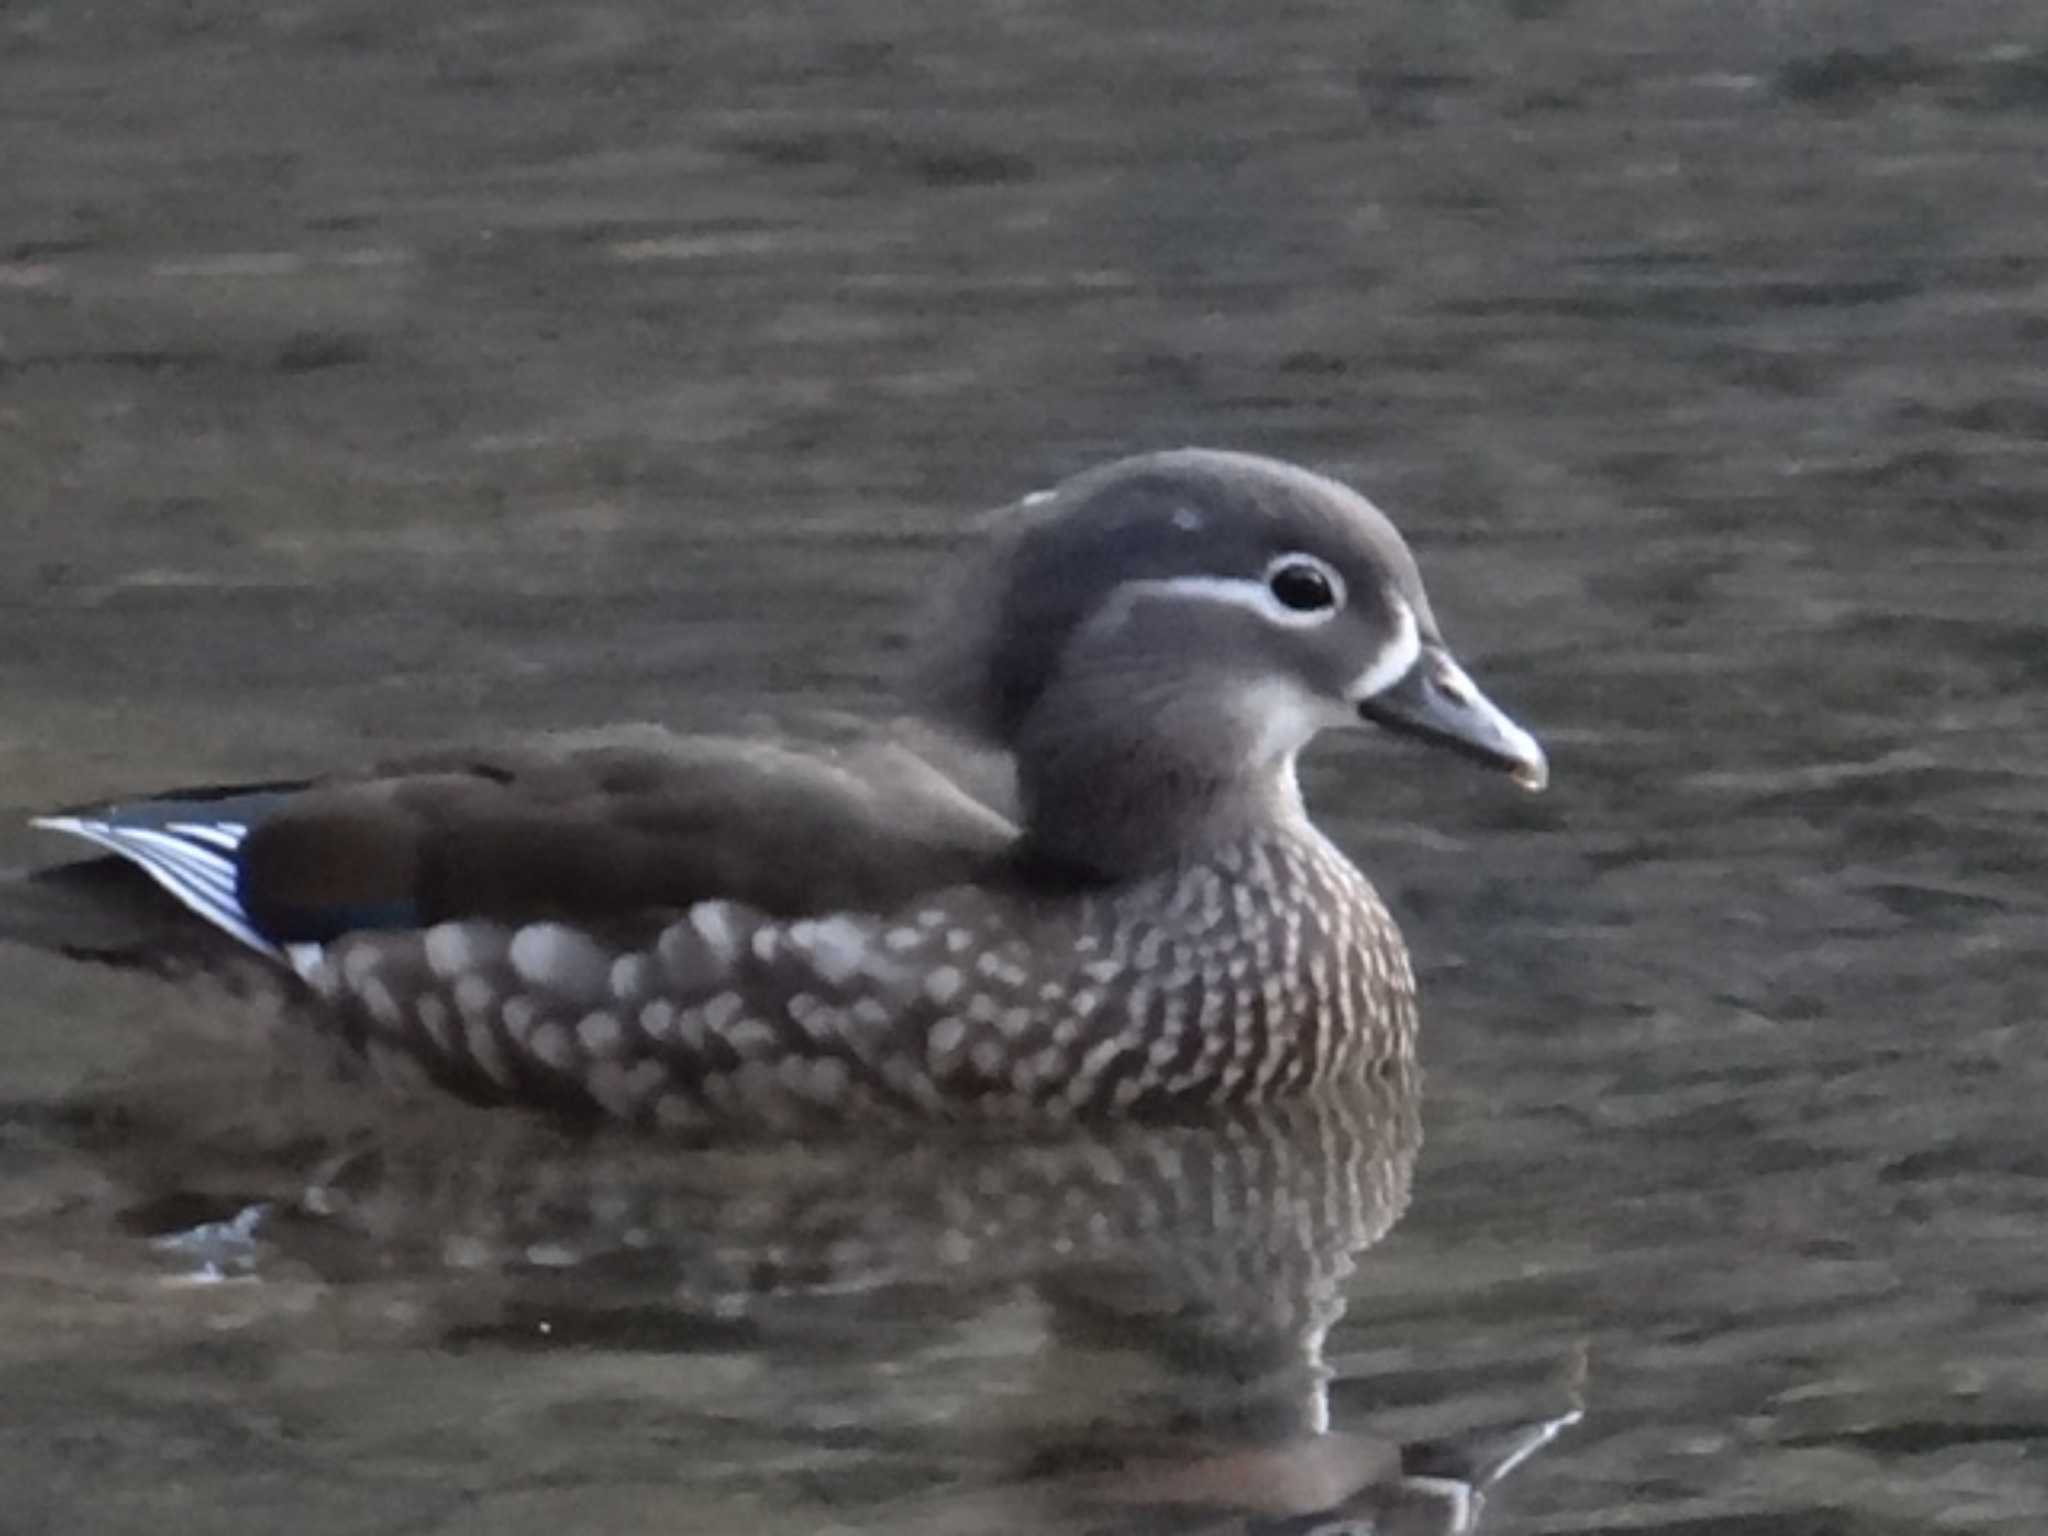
left=1357, top=645, right=1549, bottom=791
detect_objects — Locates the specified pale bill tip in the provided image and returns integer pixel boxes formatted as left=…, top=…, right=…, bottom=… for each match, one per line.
left=1503, top=725, right=1549, bottom=793
left=1485, top=697, right=1549, bottom=794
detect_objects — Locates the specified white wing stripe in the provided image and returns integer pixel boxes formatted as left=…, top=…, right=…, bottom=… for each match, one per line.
left=125, top=835, right=269, bottom=953
left=111, top=835, right=272, bottom=955
left=124, top=830, right=240, bottom=900
left=31, top=816, right=279, bottom=958
left=166, top=820, right=248, bottom=851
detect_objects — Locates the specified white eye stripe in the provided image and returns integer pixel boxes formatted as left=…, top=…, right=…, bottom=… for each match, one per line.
left=1346, top=597, right=1420, bottom=700
left=1120, top=574, right=1295, bottom=625
left=1120, top=552, right=1348, bottom=631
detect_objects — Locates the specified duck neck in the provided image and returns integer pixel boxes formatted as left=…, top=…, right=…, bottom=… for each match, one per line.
left=1011, top=718, right=1311, bottom=883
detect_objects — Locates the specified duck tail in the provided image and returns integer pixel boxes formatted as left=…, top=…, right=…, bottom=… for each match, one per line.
left=7, top=783, right=306, bottom=973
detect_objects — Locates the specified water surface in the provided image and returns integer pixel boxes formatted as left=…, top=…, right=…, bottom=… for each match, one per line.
left=5, top=2, right=2048, bottom=1530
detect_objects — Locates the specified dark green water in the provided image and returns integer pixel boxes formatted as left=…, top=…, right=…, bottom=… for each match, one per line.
left=5, top=2, right=2048, bottom=1530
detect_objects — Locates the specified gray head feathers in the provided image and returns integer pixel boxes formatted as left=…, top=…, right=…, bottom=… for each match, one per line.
left=913, top=449, right=1440, bottom=750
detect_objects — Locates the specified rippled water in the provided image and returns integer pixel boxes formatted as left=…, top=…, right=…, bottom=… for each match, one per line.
left=5, top=2, right=2048, bottom=1530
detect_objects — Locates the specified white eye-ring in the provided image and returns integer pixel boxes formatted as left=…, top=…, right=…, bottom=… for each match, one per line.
left=1261, top=552, right=1347, bottom=627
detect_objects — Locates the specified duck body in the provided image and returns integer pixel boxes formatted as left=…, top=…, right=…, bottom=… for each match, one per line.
left=315, top=814, right=1410, bottom=1128
left=15, top=449, right=1544, bottom=1130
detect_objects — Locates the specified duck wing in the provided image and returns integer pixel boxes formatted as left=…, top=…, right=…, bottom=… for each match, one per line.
left=18, top=720, right=1019, bottom=965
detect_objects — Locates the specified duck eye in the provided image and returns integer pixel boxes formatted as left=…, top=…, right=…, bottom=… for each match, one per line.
left=1268, top=560, right=1339, bottom=613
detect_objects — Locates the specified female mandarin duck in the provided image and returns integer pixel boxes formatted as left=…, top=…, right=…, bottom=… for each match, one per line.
left=14, top=450, right=1545, bottom=1130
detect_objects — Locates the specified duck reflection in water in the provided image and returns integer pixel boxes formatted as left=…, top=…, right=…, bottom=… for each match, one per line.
left=82, top=1056, right=1577, bottom=1533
